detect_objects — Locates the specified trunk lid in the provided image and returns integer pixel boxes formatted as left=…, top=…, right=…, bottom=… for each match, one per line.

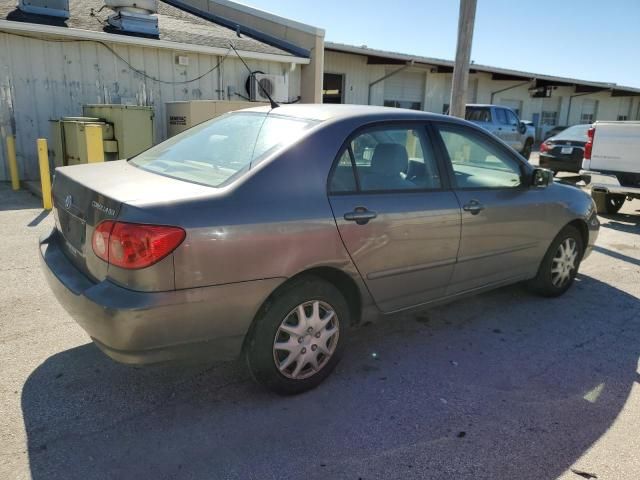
left=52, top=160, right=214, bottom=281
left=548, top=140, right=585, bottom=162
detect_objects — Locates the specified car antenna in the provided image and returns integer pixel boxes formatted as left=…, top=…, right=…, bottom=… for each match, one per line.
left=229, top=43, right=280, bottom=110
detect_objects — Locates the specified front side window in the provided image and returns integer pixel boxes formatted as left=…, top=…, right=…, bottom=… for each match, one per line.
left=437, top=125, right=523, bottom=189
left=495, top=108, right=509, bottom=125
left=131, top=112, right=317, bottom=188
left=505, top=109, right=520, bottom=126
left=329, top=126, right=441, bottom=193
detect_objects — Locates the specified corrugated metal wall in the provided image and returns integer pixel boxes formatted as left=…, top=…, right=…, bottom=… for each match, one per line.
left=0, top=31, right=300, bottom=181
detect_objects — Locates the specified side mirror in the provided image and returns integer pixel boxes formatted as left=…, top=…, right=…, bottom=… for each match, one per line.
left=518, top=122, right=527, bottom=135
left=532, top=168, right=553, bottom=188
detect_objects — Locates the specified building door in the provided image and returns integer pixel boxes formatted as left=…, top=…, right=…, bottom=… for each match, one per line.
left=323, top=73, right=345, bottom=104
left=383, top=71, right=425, bottom=110
left=580, top=99, right=598, bottom=124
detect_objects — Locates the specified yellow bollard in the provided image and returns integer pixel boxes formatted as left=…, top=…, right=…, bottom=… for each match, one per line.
left=6, top=136, right=20, bottom=190
left=85, top=124, right=104, bottom=163
left=37, top=139, right=53, bottom=210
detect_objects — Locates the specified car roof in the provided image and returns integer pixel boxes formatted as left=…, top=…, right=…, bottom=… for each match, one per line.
left=240, top=103, right=454, bottom=123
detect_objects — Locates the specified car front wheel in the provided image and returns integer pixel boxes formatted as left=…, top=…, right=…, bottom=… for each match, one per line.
left=245, top=276, right=349, bottom=395
left=528, top=225, right=584, bottom=297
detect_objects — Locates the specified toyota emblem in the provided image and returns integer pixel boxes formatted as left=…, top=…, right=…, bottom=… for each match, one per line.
left=64, top=194, right=72, bottom=210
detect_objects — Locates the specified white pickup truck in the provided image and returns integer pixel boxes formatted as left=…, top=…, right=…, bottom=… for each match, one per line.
left=580, top=121, right=640, bottom=214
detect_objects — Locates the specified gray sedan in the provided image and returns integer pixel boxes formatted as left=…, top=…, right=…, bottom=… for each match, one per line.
left=40, top=105, right=599, bottom=394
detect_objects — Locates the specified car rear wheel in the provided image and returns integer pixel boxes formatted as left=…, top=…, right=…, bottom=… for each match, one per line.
left=245, top=276, right=349, bottom=395
left=528, top=225, right=583, bottom=297
left=592, top=191, right=625, bottom=214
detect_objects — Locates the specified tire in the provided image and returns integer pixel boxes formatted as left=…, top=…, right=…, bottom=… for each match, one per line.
left=245, top=275, right=350, bottom=395
left=592, top=191, right=625, bottom=214
left=521, top=138, right=533, bottom=160
left=528, top=225, right=584, bottom=297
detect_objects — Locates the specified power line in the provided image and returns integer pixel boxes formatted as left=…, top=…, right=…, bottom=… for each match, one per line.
left=3, top=30, right=230, bottom=85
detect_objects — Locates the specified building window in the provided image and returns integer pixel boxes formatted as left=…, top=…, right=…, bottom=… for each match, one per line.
left=541, top=111, right=557, bottom=126
left=617, top=115, right=629, bottom=121
left=384, top=100, right=422, bottom=110
left=580, top=113, right=595, bottom=124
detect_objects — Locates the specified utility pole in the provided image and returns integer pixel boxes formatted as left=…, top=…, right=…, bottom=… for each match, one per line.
left=449, top=0, right=477, bottom=118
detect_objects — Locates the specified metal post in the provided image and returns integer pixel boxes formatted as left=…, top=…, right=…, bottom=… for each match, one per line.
left=85, top=124, right=105, bottom=163
left=37, top=139, right=53, bottom=210
left=6, top=136, right=20, bottom=190
left=449, top=0, right=477, bottom=118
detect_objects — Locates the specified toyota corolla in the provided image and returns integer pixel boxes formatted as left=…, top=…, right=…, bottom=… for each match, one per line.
left=40, top=105, right=599, bottom=394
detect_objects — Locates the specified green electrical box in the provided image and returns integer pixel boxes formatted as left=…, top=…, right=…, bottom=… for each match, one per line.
left=83, top=105, right=154, bottom=159
left=49, top=104, right=155, bottom=168
left=49, top=117, right=113, bottom=167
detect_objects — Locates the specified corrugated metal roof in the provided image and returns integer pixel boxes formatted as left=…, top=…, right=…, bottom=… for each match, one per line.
left=326, top=42, right=640, bottom=95
left=0, top=0, right=299, bottom=58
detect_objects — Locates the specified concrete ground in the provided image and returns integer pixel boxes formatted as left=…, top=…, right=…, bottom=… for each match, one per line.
left=0, top=181, right=638, bottom=480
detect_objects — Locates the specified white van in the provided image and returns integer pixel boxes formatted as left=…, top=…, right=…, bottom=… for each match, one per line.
left=580, top=121, right=640, bottom=214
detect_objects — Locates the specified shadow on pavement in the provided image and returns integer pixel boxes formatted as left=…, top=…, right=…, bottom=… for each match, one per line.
left=599, top=211, right=640, bottom=234
left=0, top=183, right=42, bottom=211
left=22, top=275, right=640, bottom=479
left=27, top=210, right=51, bottom=227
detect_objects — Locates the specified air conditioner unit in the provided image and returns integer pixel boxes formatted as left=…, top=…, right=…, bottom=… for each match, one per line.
left=250, top=74, right=288, bottom=103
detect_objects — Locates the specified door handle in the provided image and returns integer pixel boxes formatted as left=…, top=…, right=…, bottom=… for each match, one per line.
left=344, top=207, right=377, bottom=225
left=463, top=200, right=485, bottom=215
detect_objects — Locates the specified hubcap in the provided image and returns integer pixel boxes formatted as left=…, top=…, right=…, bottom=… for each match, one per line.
left=551, top=238, right=578, bottom=288
left=273, top=300, right=340, bottom=380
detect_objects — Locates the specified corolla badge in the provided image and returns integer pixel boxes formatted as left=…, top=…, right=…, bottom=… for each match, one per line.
left=64, top=194, right=73, bottom=210
left=91, top=200, right=116, bottom=217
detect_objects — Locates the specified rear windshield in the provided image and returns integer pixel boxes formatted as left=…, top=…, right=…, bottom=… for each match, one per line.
left=555, top=124, right=590, bottom=142
left=130, top=112, right=317, bottom=187
left=465, top=107, right=492, bottom=123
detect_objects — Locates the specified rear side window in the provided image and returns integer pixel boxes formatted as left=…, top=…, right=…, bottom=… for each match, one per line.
left=329, top=126, right=441, bottom=193
left=131, top=112, right=317, bottom=188
left=465, top=107, right=492, bottom=123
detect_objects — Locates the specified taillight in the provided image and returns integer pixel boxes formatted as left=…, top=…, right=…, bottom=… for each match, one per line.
left=92, top=221, right=185, bottom=270
left=92, top=221, right=115, bottom=262
left=585, top=127, right=595, bottom=160
left=540, top=141, right=553, bottom=153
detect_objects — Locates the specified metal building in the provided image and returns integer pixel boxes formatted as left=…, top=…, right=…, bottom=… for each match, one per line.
left=323, top=43, right=640, bottom=140
left=0, top=0, right=323, bottom=181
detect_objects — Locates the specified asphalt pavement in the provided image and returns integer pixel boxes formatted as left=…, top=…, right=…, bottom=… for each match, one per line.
left=0, top=181, right=639, bottom=480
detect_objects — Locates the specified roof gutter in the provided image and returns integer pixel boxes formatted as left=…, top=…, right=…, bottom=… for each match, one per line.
left=489, top=80, right=531, bottom=104
left=165, top=0, right=313, bottom=59
left=0, top=19, right=310, bottom=65
left=565, top=89, right=609, bottom=125
left=368, top=61, right=415, bottom=105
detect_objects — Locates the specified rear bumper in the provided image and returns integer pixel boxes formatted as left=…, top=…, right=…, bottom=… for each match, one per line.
left=539, top=154, right=581, bottom=173
left=39, top=228, right=284, bottom=364
left=580, top=170, right=640, bottom=196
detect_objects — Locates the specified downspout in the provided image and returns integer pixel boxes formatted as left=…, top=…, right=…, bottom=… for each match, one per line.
left=368, top=60, right=414, bottom=105
left=489, top=80, right=531, bottom=104
left=565, top=89, right=608, bottom=125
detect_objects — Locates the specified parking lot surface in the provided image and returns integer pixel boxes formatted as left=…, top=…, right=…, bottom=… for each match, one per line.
left=1, top=182, right=638, bottom=480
